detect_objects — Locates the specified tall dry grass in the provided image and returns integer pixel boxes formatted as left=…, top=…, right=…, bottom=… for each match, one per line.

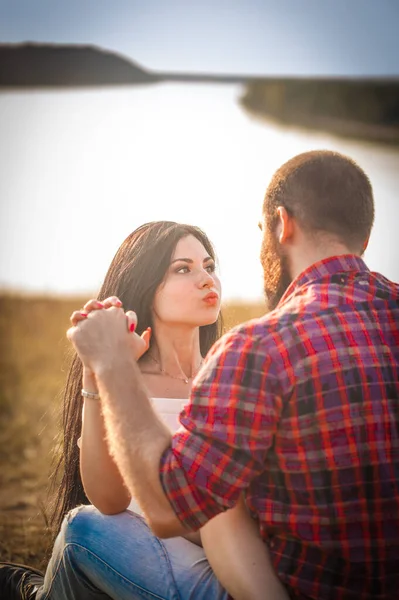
left=0, top=294, right=265, bottom=570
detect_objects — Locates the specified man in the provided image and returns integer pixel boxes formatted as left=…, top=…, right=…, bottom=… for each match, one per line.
left=2, top=150, right=399, bottom=599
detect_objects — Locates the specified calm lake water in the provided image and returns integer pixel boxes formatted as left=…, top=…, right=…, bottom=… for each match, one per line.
left=0, top=84, right=398, bottom=300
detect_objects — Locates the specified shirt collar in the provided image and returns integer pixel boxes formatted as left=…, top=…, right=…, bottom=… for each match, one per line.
left=279, top=254, right=370, bottom=305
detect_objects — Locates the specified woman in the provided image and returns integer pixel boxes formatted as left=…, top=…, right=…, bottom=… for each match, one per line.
left=1, top=221, right=288, bottom=600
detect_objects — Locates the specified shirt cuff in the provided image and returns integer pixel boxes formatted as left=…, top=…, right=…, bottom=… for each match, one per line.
left=159, top=444, right=224, bottom=531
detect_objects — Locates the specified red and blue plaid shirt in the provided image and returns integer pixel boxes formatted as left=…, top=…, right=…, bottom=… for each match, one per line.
left=160, top=255, right=399, bottom=599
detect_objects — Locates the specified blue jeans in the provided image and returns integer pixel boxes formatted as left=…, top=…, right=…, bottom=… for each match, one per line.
left=36, top=505, right=229, bottom=599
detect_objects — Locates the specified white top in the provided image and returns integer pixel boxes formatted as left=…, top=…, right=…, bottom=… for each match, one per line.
left=150, top=397, right=187, bottom=433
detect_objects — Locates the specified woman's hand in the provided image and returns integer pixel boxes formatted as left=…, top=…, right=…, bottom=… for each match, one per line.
left=69, top=296, right=152, bottom=364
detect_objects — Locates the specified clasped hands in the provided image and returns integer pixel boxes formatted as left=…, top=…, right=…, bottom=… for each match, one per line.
left=67, top=296, right=152, bottom=376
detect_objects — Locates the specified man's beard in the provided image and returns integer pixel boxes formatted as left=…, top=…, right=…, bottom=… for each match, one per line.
left=260, top=231, right=292, bottom=312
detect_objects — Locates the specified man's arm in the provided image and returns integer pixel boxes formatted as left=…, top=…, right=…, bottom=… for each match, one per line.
left=96, top=354, right=189, bottom=538
left=67, top=306, right=188, bottom=537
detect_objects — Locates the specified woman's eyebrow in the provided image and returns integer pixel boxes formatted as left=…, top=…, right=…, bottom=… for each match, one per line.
left=170, top=255, right=213, bottom=265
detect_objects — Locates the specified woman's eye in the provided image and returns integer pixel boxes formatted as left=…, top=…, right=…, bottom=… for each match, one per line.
left=206, top=264, right=216, bottom=273
left=176, top=266, right=190, bottom=274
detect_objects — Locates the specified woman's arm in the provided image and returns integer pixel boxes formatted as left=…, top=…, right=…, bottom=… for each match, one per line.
left=200, top=495, right=289, bottom=600
left=80, top=368, right=132, bottom=514
left=76, top=299, right=153, bottom=516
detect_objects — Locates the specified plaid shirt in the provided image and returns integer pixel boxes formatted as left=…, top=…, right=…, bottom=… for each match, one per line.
left=160, top=255, right=399, bottom=599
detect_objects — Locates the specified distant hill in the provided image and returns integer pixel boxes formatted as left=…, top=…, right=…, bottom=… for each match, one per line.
left=0, top=43, right=160, bottom=87
left=240, top=79, right=399, bottom=147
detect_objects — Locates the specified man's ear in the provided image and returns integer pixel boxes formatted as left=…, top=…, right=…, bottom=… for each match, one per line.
left=276, top=206, right=294, bottom=244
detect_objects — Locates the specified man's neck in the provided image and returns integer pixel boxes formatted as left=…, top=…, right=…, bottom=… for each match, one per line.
left=288, top=241, right=356, bottom=282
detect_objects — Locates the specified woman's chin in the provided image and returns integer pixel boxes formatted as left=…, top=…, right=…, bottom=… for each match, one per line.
left=197, top=310, right=220, bottom=326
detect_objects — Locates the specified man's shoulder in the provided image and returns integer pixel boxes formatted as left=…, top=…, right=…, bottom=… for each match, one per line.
left=215, top=269, right=399, bottom=356
left=368, top=270, right=399, bottom=299
left=214, top=310, right=297, bottom=357
left=280, top=268, right=399, bottom=316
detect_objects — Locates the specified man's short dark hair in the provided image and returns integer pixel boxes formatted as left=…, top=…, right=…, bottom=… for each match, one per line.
left=263, top=150, right=375, bottom=252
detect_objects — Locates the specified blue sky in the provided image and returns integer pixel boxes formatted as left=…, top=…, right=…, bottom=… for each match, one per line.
left=1, top=0, right=398, bottom=76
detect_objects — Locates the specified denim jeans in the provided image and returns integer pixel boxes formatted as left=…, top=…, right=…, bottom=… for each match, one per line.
left=36, top=505, right=229, bottom=600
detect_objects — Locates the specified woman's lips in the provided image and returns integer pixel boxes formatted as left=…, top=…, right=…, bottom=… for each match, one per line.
left=203, top=292, right=219, bottom=305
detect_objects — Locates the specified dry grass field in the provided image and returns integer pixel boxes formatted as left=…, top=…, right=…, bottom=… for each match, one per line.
left=0, top=294, right=266, bottom=571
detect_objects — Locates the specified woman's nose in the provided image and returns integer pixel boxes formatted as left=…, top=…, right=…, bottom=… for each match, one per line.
left=198, top=269, right=214, bottom=288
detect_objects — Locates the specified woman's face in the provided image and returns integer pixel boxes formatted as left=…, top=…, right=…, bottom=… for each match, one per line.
left=153, top=234, right=221, bottom=328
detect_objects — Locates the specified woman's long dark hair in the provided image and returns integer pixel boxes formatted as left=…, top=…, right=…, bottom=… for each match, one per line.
left=48, top=221, right=223, bottom=537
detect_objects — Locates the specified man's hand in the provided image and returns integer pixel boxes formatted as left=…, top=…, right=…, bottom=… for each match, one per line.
left=67, top=296, right=151, bottom=373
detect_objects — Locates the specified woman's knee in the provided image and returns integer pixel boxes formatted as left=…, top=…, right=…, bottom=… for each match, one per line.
left=59, top=504, right=106, bottom=549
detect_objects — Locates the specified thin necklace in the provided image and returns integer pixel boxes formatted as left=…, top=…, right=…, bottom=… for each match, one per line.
left=147, top=354, right=204, bottom=384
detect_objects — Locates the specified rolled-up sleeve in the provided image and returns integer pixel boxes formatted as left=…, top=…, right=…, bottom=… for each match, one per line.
left=159, top=326, right=283, bottom=530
